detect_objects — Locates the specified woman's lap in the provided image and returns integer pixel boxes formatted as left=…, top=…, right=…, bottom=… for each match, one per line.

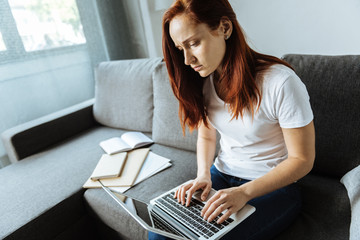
left=149, top=165, right=301, bottom=240
left=211, top=165, right=301, bottom=240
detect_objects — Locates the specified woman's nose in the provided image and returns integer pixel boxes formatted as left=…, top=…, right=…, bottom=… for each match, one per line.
left=184, top=50, right=194, bottom=66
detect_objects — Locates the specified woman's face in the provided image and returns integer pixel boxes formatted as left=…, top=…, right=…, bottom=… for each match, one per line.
left=169, top=14, right=227, bottom=77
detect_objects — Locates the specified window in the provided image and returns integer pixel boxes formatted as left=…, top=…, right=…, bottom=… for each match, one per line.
left=0, top=32, right=6, bottom=51
left=0, top=0, right=86, bottom=62
left=8, top=0, right=86, bottom=52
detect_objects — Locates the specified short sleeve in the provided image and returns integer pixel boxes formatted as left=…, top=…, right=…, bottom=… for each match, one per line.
left=276, top=74, right=314, bottom=128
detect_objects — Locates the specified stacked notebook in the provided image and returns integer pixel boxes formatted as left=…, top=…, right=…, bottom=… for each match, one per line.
left=83, top=132, right=171, bottom=192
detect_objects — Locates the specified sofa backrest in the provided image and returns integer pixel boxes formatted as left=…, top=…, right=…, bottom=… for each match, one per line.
left=283, top=54, right=360, bottom=178
left=152, top=62, right=198, bottom=152
left=93, top=58, right=162, bottom=132
left=93, top=58, right=198, bottom=151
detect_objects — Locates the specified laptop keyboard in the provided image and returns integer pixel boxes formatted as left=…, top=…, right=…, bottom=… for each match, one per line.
left=155, top=192, right=233, bottom=239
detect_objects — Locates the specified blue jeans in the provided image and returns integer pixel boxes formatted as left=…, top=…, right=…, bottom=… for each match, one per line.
left=149, top=165, right=301, bottom=240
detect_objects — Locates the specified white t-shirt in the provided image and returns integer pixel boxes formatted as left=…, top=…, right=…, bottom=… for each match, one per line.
left=203, top=64, right=313, bottom=180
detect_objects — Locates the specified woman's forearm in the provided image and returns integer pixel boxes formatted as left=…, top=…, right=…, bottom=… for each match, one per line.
left=239, top=155, right=314, bottom=202
left=196, top=122, right=217, bottom=177
left=197, top=137, right=216, bottom=177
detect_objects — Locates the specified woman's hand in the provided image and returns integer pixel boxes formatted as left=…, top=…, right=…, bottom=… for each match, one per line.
left=201, top=186, right=250, bottom=224
left=174, top=175, right=212, bottom=206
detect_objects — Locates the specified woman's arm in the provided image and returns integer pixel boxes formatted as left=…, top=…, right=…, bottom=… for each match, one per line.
left=196, top=120, right=217, bottom=178
left=175, top=120, right=218, bottom=205
left=241, top=121, right=315, bottom=199
left=202, top=121, right=315, bottom=223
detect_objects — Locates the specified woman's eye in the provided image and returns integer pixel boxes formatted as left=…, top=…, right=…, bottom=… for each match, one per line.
left=190, top=41, right=199, bottom=47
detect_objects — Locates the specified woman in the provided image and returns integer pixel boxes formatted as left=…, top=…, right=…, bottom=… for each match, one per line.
left=150, top=0, right=315, bottom=239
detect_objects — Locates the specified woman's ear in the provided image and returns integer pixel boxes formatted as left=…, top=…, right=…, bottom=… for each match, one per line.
left=219, top=17, right=233, bottom=40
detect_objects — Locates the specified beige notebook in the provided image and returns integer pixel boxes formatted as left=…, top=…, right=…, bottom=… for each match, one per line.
left=83, top=148, right=150, bottom=188
left=90, top=152, right=127, bottom=180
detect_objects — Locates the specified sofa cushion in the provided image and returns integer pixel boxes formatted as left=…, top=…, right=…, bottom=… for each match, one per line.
left=341, top=165, right=360, bottom=240
left=0, top=126, right=126, bottom=239
left=152, top=62, right=198, bottom=152
left=94, top=58, right=162, bottom=132
left=85, top=189, right=147, bottom=240
left=283, top=55, right=360, bottom=178
left=275, top=174, right=351, bottom=240
left=84, top=143, right=198, bottom=240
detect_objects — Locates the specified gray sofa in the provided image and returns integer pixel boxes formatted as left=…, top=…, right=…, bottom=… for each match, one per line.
left=1, top=55, right=359, bottom=240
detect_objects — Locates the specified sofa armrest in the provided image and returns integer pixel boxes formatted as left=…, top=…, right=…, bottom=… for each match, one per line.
left=1, top=98, right=97, bottom=163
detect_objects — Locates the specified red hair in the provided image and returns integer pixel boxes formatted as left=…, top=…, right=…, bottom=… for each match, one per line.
left=162, top=0, right=293, bottom=132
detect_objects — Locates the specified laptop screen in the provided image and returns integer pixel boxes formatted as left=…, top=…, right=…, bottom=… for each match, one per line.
left=109, top=189, right=153, bottom=226
left=125, top=195, right=153, bottom=225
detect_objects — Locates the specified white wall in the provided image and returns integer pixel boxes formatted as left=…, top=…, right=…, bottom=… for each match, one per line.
left=230, top=0, right=360, bottom=57
left=142, top=0, right=360, bottom=58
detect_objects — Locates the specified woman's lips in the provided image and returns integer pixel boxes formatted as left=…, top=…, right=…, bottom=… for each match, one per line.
left=193, top=65, right=202, bottom=71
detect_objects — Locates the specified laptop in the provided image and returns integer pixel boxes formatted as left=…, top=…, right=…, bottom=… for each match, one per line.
left=100, top=180, right=256, bottom=240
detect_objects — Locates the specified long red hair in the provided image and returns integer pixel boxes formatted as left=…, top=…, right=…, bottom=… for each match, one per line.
left=162, top=0, right=293, bottom=132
